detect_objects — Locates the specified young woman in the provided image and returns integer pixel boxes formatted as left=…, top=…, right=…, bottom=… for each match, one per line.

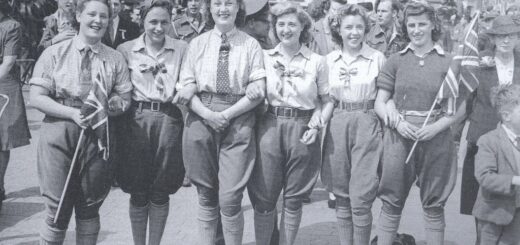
left=116, top=1, right=188, bottom=244
left=374, top=2, right=462, bottom=245
left=29, top=0, right=132, bottom=243
left=0, top=0, right=31, bottom=211
left=320, top=4, right=385, bottom=245
left=176, top=0, right=266, bottom=244
left=460, top=15, right=520, bottom=244
left=246, top=2, right=328, bottom=245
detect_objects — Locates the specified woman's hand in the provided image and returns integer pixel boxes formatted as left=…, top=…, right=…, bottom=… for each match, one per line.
left=70, top=109, right=88, bottom=129
left=415, top=123, right=442, bottom=141
left=308, top=113, right=322, bottom=129
left=108, top=95, right=127, bottom=113
left=172, top=84, right=197, bottom=105
left=203, top=111, right=229, bottom=132
left=300, top=128, right=318, bottom=145
left=245, top=81, right=265, bottom=100
left=385, top=101, right=401, bottom=128
left=396, top=121, right=418, bottom=140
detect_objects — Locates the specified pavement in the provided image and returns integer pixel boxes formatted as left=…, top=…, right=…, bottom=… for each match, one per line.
left=0, top=88, right=475, bottom=245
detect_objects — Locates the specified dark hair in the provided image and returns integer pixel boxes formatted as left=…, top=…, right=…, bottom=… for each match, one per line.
left=306, top=0, right=327, bottom=21
left=270, top=1, right=313, bottom=45
left=77, top=0, right=112, bottom=19
left=330, top=4, right=370, bottom=47
left=140, top=0, right=173, bottom=27
left=491, top=84, right=520, bottom=113
left=375, top=0, right=401, bottom=13
left=205, top=0, right=246, bottom=28
left=0, top=0, right=11, bottom=16
left=401, top=1, right=441, bottom=42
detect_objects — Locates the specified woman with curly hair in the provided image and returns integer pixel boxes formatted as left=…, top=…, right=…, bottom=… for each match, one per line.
left=374, top=2, right=463, bottom=244
left=246, top=2, right=329, bottom=245
left=320, top=4, right=386, bottom=245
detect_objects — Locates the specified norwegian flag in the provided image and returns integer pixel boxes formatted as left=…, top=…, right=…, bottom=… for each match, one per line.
left=0, top=94, right=9, bottom=120
left=80, top=63, right=109, bottom=160
left=436, top=12, right=480, bottom=115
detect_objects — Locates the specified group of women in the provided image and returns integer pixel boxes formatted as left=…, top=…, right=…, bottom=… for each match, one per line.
left=0, top=0, right=515, bottom=243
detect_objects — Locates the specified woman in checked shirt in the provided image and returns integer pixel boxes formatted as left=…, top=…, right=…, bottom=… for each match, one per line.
left=175, top=0, right=266, bottom=244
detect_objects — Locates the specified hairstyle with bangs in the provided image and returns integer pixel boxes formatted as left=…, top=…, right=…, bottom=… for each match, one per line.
left=329, top=4, right=370, bottom=47
left=139, top=0, right=173, bottom=28
left=270, top=1, right=313, bottom=45
left=76, top=0, right=112, bottom=19
left=205, top=0, right=246, bottom=28
left=491, top=84, right=520, bottom=114
left=401, top=1, right=441, bottom=42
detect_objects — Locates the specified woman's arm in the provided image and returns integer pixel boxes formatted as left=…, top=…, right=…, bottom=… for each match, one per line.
left=320, top=96, right=335, bottom=125
left=415, top=100, right=467, bottom=141
left=189, top=95, right=229, bottom=131
left=107, top=91, right=131, bottom=116
left=29, top=86, right=87, bottom=128
left=220, top=78, right=266, bottom=120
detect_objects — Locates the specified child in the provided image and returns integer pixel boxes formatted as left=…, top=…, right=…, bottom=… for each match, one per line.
left=473, top=84, right=520, bottom=245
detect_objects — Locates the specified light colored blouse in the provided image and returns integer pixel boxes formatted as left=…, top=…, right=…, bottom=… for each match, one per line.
left=495, top=55, right=514, bottom=85
left=179, top=27, right=266, bottom=95
left=30, top=36, right=132, bottom=100
left=264, top=44, right=328, bottom=110
left=326, top=44, right=386, bottom=102
left=117, top=34, right=188, bottom=103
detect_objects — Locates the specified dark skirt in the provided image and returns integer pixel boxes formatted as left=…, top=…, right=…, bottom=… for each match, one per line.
left=116, top=104, right=185, bottom=195
left=460, top=142, right=479, bottom=215
left=0, top=82, right=31, bottom=151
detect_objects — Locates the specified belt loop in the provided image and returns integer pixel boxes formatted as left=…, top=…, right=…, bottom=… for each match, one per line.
left=363, top=100, right=368, bottom=113
left=138, top=102, right=143, bottom=112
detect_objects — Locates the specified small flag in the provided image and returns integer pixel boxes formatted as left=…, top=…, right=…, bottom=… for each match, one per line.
left=0, top=94, right=9, bottom=120
left=80, top=63, right=109, bottom=160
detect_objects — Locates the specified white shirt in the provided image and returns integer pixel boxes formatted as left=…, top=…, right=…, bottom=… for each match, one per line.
left=111, top=16, right=120, bottom=43
left=495, top=55, right=514, bottom=85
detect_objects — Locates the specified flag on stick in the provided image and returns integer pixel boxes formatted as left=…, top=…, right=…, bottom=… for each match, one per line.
left=0, top=94, right=9, bottom=120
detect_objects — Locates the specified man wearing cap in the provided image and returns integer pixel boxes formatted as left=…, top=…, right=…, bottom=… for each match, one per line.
left=308, top=0, right=347, bottom=55
left=241, top=0, right=273, bottom=50
left=366, top=0, right=408, bottom=57
left=169, top=0, right=208, bottom=43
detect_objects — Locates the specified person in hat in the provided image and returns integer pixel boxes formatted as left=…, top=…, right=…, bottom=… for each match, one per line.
left=246, top=2, right=328, bottom=245
left=0, top=0, right=31, bottom=212
left=241, top=0, right=273, bottom=50
left=478, top=11, right=499, bottom=52
left=374, top=2, right=463, bottom=244
left=169, top=0, right=209, bottom=43
left=29, top=0, right=132, bottom=243
left=459, top=14, right=520, bottom=245
left=176, top=0, right=266, bottom=244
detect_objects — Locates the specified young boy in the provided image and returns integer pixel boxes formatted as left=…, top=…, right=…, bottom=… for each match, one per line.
left=472, top=84, right=520, bottom=245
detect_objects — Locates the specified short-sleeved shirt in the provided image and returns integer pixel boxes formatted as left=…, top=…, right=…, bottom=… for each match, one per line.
left=0, top=16, right=21, bottom=85
left=30, top=36, right=132, bottom=100
left=117, top=34, right=188, bottom=103
left=376, top=44, right=452, bottom=111
left=366, top=23, right=408, bottom=58
left=264, top=44, right=328, bottom=110
left=179, top=27, right=266, bottom=95
left=326, top=44, right=386, bottom=102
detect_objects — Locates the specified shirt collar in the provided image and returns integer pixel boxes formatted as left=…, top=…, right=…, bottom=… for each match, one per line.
left=212, top=27, right=238, bottom=39
left=268, top=44, right=312, bottom=60
left=398, top=43, right=445, bottom=56
left=132, top=33, right=177, bottom=52
left=502, top=124, right=519, bottom=145
left=73, top=35, right=102, bottom=54
left=331, top=43, right=374, bottom=62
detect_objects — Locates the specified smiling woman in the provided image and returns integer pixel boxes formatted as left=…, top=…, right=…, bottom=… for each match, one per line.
left=29, top=0, right=133, bottom=243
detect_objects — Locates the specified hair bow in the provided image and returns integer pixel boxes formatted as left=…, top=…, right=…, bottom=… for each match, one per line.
left=339, top=67, right=358, bottom=88
left=139, top=63, right=167, bottom=91
left=273, top=61, right=304, bottom=97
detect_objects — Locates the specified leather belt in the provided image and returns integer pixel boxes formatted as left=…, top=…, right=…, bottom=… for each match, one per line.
left=335, top=100, right=375, bottom=111
left=131, top=101, right=180, bottom=116
left=199, top=92, right=243, bottom=104
left=268, top=105, right=313, bottom=118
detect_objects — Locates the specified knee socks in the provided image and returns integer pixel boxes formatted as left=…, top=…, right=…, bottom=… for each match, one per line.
left=376, top=209, right=401, bottom=245
left=423, top=209, right=445, bottom=245
left=221, top=210, right=244, bottom=245
left=353, top=211, right=372, bottom=245
left=148, top=201, right=169, bottom=245
left=75, top=217, right=100, bottom=245
left=280, top=208, right=302, bottom=245
left=129, top=202, right=149, bottom=245
left=254, top=209, right=276, bottom=245
left=336, top=206, right=353, bottom=245
left=198, top=205, right=219, bottom=245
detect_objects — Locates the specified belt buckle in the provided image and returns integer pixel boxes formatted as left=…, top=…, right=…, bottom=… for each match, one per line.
left=284, top=107, right=292, bottom=117
left=151, top=102, right=160, bottom=112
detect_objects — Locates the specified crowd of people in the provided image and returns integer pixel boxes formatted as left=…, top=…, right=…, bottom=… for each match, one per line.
left=1, top=0, right=520, bottom=244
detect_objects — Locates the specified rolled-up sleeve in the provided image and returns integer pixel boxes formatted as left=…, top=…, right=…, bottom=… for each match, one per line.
left=376, top=54, right=398, bottom=93
left=112, top=53, right=133, bottom=95
left=247, top=40, right=266, bottom=82
left=30, top=48, right=55, bottom=93
left=316, top=55, right=329, bottom=96
left=179, top=41, right=198, bottom=87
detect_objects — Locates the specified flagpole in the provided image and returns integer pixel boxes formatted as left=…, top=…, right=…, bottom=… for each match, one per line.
left=54, top=129, right=85, bottom=223
left=404, top=98, right=438, bottom=164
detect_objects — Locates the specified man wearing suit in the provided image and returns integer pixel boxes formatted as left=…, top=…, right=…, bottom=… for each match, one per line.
left=103, top=0, right=140, bottom=49
left=473, top=84, right=520, bottom=245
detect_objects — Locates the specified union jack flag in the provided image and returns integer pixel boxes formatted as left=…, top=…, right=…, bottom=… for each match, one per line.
left=0, top=94, right=9, bottom=120
left=436, top=12, right=480, bottom=115
left=80, top=63, right=109, bottom=160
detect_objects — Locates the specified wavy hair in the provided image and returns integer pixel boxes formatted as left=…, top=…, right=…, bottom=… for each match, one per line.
left=205, top=0, right=246, bottom=28
left=329, top=4, right=370, bottom=47
left=401, top=1, right=441, bottom=42
left=139, top=0, right=173, bottom=28
left=270, top=1, right=313, bottom=45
